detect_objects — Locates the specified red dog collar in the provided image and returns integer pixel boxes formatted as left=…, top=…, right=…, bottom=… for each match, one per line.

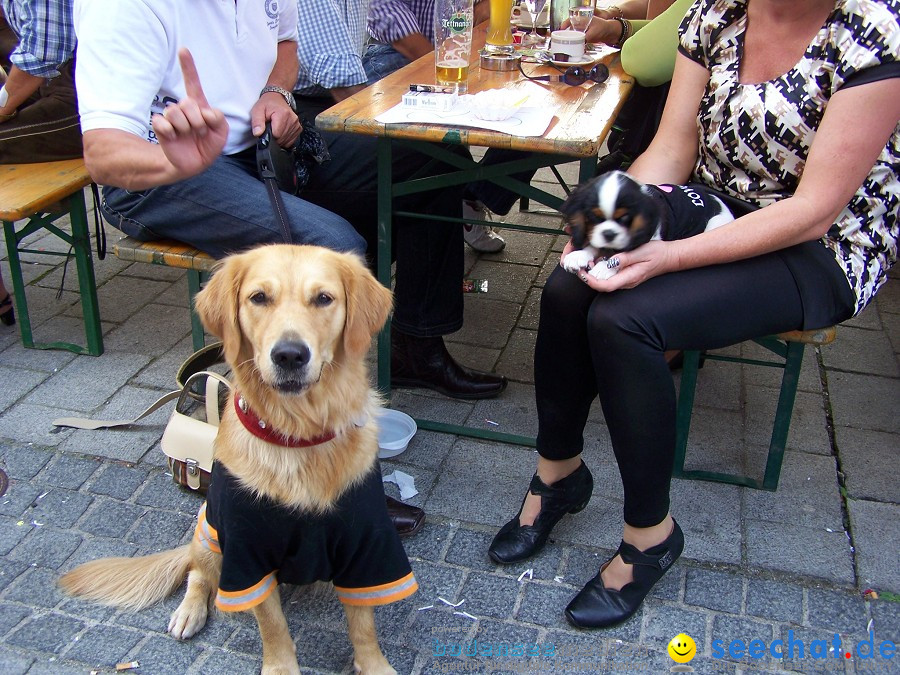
left=233, top=394, right=336, bottom=448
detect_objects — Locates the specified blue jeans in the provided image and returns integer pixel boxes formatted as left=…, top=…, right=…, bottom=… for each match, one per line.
left=362, top=43, right=537, bottom=217
left=101, top=148, right=365, bottom=259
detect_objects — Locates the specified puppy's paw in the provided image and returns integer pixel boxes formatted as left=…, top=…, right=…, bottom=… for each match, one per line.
left=168, top=598, right=208, bottom=640
left=562, top=249, right=594, bottom=273
left=589, top=261, right=618, bottom=280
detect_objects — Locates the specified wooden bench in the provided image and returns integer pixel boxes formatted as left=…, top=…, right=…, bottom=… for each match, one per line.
left=112, top=236, right=215, bottom=350
left=673, top=326, right=838, bottom=491
left=0, top=159, right=103, bottom=355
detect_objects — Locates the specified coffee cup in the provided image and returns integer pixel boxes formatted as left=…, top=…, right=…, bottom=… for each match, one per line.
left=550, top=29, right=585, bottom=61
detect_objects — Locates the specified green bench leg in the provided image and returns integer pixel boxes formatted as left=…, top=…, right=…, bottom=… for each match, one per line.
left=2, top=190, right=103, bottom=356
left=762, top=340, right=805, bottom=491
left=187, top=269, right=207, bottom=352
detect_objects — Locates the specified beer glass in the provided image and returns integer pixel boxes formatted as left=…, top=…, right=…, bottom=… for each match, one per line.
left=485, top=0, right=515, bottom=54
left=434, top=0, right=475, bottom=92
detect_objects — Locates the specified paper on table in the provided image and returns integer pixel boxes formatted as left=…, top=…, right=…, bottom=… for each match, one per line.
left=375, top=100, right=555, bottom=137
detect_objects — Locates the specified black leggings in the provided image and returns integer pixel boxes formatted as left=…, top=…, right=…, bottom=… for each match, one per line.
left=534, top=244, right=854, bottom=527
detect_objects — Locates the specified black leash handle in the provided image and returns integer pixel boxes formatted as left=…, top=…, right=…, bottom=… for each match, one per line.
left=257, top=122, right=293, bottom=244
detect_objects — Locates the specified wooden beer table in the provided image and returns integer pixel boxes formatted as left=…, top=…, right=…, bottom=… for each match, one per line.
left=316, top=25, right=634, bottom=445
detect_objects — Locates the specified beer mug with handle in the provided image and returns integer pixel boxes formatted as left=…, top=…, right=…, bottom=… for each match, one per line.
left=435, top=0, right=475, bottom=92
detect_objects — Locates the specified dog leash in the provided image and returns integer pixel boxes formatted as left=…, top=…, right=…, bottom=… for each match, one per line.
left=256, top=121, right=296, bottom=244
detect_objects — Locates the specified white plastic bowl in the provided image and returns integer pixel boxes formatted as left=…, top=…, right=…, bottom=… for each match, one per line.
left=469, top=89, right=525, bottom=121
left=376, top=408, right=417, bottom=459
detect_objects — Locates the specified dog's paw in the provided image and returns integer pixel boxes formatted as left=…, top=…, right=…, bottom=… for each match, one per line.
left=168, top=599, right=208, bottom=640
left=589, top=261, right=618, bottom=281
left=562, top=249, right=594, bottom=273
left=353, top=660, right=397, bottom=675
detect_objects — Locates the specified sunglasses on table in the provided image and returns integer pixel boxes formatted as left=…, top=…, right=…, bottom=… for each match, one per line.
left=518, top=59, right=610, bottom=86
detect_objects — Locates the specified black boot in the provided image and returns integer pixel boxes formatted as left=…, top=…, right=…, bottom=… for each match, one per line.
left=391, top=328, right=507, bottom=400
left=0, top=294, right=14, bottom=327
left=489, top=462, right=593, bottom=564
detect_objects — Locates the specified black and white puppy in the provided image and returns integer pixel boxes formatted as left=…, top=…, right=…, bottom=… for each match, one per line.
left=561, top=170, right=735, bottom=280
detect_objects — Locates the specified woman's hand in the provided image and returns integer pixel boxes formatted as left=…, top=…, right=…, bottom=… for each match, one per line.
left=561, top=239, right=680, bottom=291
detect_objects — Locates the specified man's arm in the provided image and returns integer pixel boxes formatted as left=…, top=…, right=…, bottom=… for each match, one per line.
left=82, top=49, right=228, bottom=191
left=0, top=67, right=41, bottom=120
left=253, top=39, right=302, bottom=145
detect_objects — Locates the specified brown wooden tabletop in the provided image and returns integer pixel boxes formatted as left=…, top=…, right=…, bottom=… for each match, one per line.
left=316, top=24, right=634, bottom=158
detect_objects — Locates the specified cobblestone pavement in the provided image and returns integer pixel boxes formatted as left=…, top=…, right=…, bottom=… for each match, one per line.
left=1, top=169, right=898, bottom=674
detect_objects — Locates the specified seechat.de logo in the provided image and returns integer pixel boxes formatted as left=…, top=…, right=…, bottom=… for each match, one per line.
left=668, top=633, right=697, bottom=672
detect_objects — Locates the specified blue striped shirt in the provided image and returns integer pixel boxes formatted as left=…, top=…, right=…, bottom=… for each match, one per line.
left=368, top=0, right=434, bottom=45
left=1, top=0, right=75, bottom=78
left=294, top=0, right=369, bottom=96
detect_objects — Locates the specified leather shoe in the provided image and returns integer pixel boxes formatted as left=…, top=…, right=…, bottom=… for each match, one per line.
left=565, top=519, right=684, bottom=628
left=391, top=328, right=507, bottom=400
left=489, top=462, right=593, bottom=564
left=385, top=495, right=425, bottom=537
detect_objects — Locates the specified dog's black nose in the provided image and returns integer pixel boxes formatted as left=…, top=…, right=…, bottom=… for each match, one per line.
left=271, top=340, right=311, bottom=372
left=601, top=229, right=618, bottom=243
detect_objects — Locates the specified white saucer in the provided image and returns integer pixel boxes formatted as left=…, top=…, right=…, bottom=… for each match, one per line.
left=550, top=54, right=599, bottom=67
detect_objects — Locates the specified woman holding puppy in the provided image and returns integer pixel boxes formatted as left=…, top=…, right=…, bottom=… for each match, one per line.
left=489, top=0, right=898, bottom=629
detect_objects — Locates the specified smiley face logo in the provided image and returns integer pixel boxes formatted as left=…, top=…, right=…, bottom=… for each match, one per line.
left=668, top=633, right=696, bottom=663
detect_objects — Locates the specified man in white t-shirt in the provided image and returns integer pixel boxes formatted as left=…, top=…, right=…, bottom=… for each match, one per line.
left=73, top=0, right=365, bottom=257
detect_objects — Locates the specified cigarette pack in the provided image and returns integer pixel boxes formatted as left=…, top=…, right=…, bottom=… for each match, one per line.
left=401, top=90, right=459, bottom=111
left=409, top=83, right=457, bottom=93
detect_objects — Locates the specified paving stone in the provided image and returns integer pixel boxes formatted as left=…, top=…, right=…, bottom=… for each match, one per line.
left=870, top=601, right=900, bottom=645
left=134, top=471, right=205, bottom=515
left=57, top=597, right=118, bottom=622
left=0, top=442, right=54, bottom=479
left=684, top=569, right=744, bottom=614
left=514, top=582, right=578, bottom=632
left=392, top=428, right=456, bottom=472
left=0, top=603, right=30, bottom=637
left=746, top=578, right=804, bottom=625
left=0, top=366, right=48, bottom=414
left=130, top=633, right=204, bottom=675
left=4, top=566, right=67, bottom=608
left=7, top=526, right=82, bottom=568
left=78, top=498, right=146, bottom=538
left=24, top=351, right=149, bottom=412
left=62, top=624, right=143, bottom=666
left=0, top=650, right=32, bottom=675
left=846, top=499, right=900, bottom=593
left=459, top=572, right=521, bottom=620
left=641, top=603, right=708, bottom=652
left=114, top=595, right=187, bottom=634
left=821, top=325, right=900, bottom=377
left=742, top=451, right=844, bottom=530
left=293, top=627, right=356, bottom=672
left=58, top=385, right=171, bottom=463
left=711, top=614, right=776, bottom=669
left=560, top=546, right=608, bottom=589
left=126, top=509, right=195, bottom=551
left=670, top=481, right=742, bottom=566
left=0, top=480, right=41, bottom=518
left=403, top=520, right=454, bottom=563
left=409, top=559, right=466, bottom=607
left=745, top=521, right=855, bottom=585
left=37, top=454, right=101, bottom=489
left=837, top=427, right=900, bottom=503
left=776, top=624, right=854, bottom=673
left=21, top=656, right=92, bottom=675
left=192, top=650, right=261, bottom=675
left=0, top=402, right=80, bottom=447
left=132, top=336, right=196, bottom=391
left=807, top=588, right=869, bottom=635
left=5, top=612, right=85, bottom=653
left=29, top=488, right=93, bottom=529
left=0, top=515, right=29, bottom=555
left=0, top=557, right=29, bottom=593
left=88, top=463, right=151, bottom=500
left=101, top=303, right=192, bottom=356
left=828, top=372, right=899, bottom=434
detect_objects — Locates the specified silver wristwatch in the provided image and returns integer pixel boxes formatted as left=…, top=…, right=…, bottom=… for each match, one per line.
left=259, top=85, right=296, bottom=112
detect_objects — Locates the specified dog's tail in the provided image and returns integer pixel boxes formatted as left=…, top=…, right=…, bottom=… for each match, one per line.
left=59, top=545, right=191, bottom=611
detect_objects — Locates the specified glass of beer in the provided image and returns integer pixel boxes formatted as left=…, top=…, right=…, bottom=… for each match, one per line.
left=485, top=0, right=516, bottom=54
left=434, top=0, right=475, bottom=93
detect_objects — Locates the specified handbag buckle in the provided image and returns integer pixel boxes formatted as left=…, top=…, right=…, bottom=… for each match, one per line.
left=186, top=458, right=201, bottom=489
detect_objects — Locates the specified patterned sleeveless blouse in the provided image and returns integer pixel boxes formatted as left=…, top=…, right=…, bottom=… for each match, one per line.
left=679, top=0, right=899, bottom=314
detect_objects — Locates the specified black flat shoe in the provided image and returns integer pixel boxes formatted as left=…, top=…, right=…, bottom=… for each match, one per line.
left=0, top=294, right=14, bottom=327
left=489, top=462, right=593, bottom=564
left=565, top=519, right=684, bottom=629
left=391, top=328, right=507, bottom=400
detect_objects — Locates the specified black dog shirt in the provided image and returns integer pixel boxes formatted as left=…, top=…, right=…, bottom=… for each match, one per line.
left=195, top=462, right=417, bottom=611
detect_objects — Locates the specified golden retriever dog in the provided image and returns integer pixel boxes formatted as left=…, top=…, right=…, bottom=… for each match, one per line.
left=60, top=245, right=413, bottom=675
